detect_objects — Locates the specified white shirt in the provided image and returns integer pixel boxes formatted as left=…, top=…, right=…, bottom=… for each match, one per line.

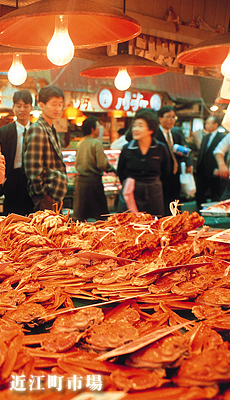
left=14, top=120, right=31, bottom=169
left=213, top=132, right=230, bottom=156
left=206, top=129, right=218, bottom=150
left=110, top=135, right=128, bottom=150
left=160, top=126, right=174, bottom=147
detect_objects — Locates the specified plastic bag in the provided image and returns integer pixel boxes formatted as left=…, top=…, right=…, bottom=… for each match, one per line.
left=122, top=177, right=138, bottom=212
left=179, top=162, right=196, bottom=196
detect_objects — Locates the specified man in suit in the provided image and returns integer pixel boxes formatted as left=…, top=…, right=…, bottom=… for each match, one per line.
left=195, top=115, right=227, bottom=211
left=0, top=90, right=34, bottom=215
left=156, top=105, right=193, bottom=215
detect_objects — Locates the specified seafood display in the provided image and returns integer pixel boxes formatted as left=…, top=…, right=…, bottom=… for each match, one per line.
left=0, top=207, right=230, bottom=399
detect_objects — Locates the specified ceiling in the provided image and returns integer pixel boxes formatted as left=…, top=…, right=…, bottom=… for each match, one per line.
left=0, top=0, right=39, bottom=5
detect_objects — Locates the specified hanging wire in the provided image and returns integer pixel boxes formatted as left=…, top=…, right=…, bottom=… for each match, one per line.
left=123, top=0, right=126, bottom=13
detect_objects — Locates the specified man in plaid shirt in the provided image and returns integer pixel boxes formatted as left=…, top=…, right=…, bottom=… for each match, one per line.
left=23, top=86, right=67, bottom=211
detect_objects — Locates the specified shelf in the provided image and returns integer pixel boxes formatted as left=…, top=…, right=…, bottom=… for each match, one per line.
left=128, top=12, right=219, bottom=45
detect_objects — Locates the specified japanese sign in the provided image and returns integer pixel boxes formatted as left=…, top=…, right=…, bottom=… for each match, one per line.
left=97, top=88, right=162, bottom=112
left=10, top=374, right=103, bottom=392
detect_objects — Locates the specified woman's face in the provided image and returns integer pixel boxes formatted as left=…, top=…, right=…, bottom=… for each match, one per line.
left=132, top=118, right=153, bottom=140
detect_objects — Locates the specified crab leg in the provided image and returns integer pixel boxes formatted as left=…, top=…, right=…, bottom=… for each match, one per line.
left=97, top=320, right=195, bottom=361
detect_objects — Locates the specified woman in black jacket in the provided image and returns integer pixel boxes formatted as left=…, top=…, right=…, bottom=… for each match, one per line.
left=117, top=109, right=171, bottom=217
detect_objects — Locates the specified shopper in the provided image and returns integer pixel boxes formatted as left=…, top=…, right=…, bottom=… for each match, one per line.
left=0, top=90, right=34, bottom=215
left=23, top=86, right=67, bottom=212
left=117, top=108, right=170, bottom=217
left=213, top=131, right=230, bottom=201
left=73, top=116, right=116, bottom=222
left=156, top=106, right=193, bottom=216
left=110, top=128, right=128, bottom=150
left=195, top=115, right=227, bottom=211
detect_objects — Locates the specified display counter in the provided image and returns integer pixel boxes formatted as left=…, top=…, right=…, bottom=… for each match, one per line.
left=62, top=148, right=121, bottom=211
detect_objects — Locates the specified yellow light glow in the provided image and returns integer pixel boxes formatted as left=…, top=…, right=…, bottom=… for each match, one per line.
left=221, top=49, right=230, bottom=78
left=47, top=15, right=74, bottom=66
left=8, top=53, right=27, bottom=86
left=114, top=68, right=131, bottom=91
left=210, top=105, right=219, bottom=111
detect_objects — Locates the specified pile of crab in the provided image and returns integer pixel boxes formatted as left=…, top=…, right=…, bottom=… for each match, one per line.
left=0, top=206, right=230, bottom=398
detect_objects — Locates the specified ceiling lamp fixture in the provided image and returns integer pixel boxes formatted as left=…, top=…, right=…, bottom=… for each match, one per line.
left=0, top=45, right=61, bottom=86
left=177, top=33, right=230, bottom=77
left=114, top=68, right=132, bottom=91
left=0, top=0, right=141, bottom=52
left=47, top=15, right=74, bottom=66
left=80, top=54, right=167, bottom=91
left=8, top=53, right=27, bottom=86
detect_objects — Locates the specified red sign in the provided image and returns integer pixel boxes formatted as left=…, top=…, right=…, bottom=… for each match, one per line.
left=97, top=88, right=162, bottom=112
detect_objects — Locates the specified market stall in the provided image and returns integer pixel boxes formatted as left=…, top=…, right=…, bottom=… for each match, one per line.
left=0, top=207, right=230, bottom=399
left=62, top=149, right=121, bottom=213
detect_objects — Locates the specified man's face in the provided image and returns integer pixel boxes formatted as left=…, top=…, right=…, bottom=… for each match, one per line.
left=13, top=98, right=32, bottom=126
left=205, top=117, right=217, bottom=133
left=39, top=96, right=64, bottom=123
left=159, top=110, right=176, bottom=131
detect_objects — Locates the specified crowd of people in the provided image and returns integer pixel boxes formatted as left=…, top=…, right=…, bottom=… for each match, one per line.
left=0, top=85, right=229, bottom=221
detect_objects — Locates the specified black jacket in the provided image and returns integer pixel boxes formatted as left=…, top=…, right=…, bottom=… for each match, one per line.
left=117, top=137, right=171, bottom=184
left=196, top=131, right=226, bottom=178
left=156, top=127, right=193, bottom=175
left=0, top=122, right=18, bottom=196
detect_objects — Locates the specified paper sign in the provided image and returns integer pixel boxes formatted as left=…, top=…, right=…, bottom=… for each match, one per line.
left=71, top=392, right=126, bottom=400
left=208, top=228, right=230, bottom=243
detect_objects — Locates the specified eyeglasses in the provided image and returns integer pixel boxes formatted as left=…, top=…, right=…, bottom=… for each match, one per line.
left=163, top=115, right=177, bottom=120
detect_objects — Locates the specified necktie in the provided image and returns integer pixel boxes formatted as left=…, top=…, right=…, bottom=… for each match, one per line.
left=22, top=128, right=27, bottom=169
left=165, top=131, right=178, bottom=175
left=204, top=133, right=212, bottom=152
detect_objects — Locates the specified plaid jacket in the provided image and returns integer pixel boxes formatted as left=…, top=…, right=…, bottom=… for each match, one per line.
left=23, top=116, right=67, bottom=204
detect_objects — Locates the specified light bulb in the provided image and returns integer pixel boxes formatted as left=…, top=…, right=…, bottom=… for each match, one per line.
left=8, top=53, right=27, bottom=86
left=114, top=68, right=131, bottom=91
left=221, top=49, right=230, bottom=78
left=210, top=105, right=218, bottom=112
left=47, top=15, right=74, bottom=66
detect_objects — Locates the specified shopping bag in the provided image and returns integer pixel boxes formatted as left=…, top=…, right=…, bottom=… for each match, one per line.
left=179, top=162, right=196, bottom=196
left=122, top=177, right=139, bottom=212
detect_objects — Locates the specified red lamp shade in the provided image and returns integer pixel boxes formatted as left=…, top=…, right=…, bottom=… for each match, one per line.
left=80, top=54, right=167, bottom=78
left=177, top=33, right=230, bottom=67
left=0, top=46, right=60, bottom=71
left=0, top=0, right=141, bottom=50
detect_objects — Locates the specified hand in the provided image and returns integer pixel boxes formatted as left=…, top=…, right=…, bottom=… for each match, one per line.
left=218, top=164, right=229, bottom=179
left=186, top=165, right=193, bottom=174
left=213, top=168, right=220, bottom=176
left=0, top=153, right=5, bottom=185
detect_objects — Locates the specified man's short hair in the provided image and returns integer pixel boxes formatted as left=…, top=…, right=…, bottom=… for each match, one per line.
left=38, top=85, right=64, bottom=104
left=133, top=108, right=158, bottom=136
left=82, top=116, right=98, bottom=136
left=13, top=89, right=33, bottom=105
left=210, top=115, right=221, bottom=126
left=158, top=105, right=175, bottom=118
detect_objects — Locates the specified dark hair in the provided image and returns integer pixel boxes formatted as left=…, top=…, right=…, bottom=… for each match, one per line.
left=82, top=116, right=98, bottom=136
left=125, top=125, right=132, bottom=142
left=208, top=115, right=222, bottom=126
left=13, top=89, right=33, bottom=105
left=158, top=105, right=175, bottom=118
left=38, top=86, right=64, bottom=104
left=118, top=128, right=126, bottom=137
left=133, top=108, right=158, bottom=136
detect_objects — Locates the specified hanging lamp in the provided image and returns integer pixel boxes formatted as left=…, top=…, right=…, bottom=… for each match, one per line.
left=0, top=46, right=60, bottom=71
left=80, top=54, right=167, bottom=91
left=0, top=0, right=141, bottom=51
left=0, top=45, right=61, bottom=86
left=177, top=33, right=230, bottom=71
